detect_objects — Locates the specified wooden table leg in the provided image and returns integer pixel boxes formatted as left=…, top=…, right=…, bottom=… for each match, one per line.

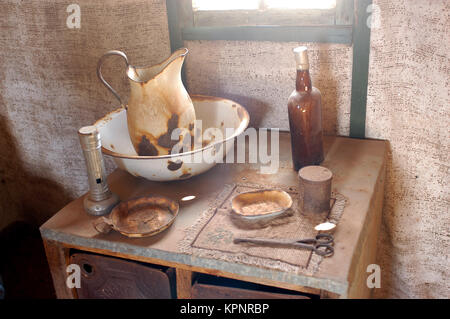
left=42, top=239, right=75, bottom=299
left=176, top=268, right=193, bottom=299
left=346, top=165, right=385, bottom=299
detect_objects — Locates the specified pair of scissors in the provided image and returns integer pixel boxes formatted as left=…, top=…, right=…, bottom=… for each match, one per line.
left=233, top=233, right=334, bottom=257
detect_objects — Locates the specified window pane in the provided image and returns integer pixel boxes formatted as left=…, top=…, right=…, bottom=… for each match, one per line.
left=264, top=0, right=336, bottom=10
left=192, top=0, right=260, bottom=11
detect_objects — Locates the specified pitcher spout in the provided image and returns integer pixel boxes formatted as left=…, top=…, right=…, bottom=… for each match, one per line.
left=126, top=48, right=188, bottom=84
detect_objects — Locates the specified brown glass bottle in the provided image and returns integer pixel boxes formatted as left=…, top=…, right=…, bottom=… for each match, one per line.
left=288, top=47, right=324, bottom=171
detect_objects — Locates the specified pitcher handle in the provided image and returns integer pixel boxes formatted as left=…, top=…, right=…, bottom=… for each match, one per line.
left=97, top=50, right=129, bottom=106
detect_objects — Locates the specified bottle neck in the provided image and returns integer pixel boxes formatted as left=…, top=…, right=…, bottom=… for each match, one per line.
left=296, top=69, right=312, bottom=92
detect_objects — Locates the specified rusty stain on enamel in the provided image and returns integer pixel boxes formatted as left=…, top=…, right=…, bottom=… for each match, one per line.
left=167, top=160, right=183, bottom=171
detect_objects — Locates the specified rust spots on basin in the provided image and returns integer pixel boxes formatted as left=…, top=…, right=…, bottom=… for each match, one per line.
left=138, top=135, right=159, bottom=156
left=179, top=167, right=192, bottom=180
left=179, top=173, right=192, bottom=179
left=168, top=160, right=183, bottom=171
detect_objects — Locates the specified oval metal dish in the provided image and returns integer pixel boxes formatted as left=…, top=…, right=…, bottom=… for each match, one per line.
left=231, top=190, right=293, bottom=227
left=93, top=195, right=179, bottom=238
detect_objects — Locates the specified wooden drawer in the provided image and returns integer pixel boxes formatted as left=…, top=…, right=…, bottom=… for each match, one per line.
left=69, top=252, right=175, bottom=299
left=191, top=274, right=312, bottom=299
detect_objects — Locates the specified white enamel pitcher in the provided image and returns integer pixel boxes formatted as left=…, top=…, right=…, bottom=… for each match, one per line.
left=97, top=48, right=195, bottom=156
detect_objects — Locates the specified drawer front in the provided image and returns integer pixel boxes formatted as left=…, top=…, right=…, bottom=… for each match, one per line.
left=191, top=275, right=311, bottom=299
left=70, top=252, right=174, bottom=299
left=192, top=283, right=310, bottom=299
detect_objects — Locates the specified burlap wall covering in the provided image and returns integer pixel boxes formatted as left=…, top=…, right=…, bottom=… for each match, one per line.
left=184, top=41, right=353, bottom=135
left=0, top=0, right=448, bottom=298
left=184, top=0, right=449, bottom=299
left=367, top=0, right=449, bottom=298
left=0, top=0, right=171, bottom=229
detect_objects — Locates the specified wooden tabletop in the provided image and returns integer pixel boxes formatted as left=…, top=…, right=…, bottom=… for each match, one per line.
left=40, top=133, right=386, bottom=297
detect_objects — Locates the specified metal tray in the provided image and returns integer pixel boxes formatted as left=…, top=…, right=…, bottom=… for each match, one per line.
left=93, top=195, right=179, bottom=238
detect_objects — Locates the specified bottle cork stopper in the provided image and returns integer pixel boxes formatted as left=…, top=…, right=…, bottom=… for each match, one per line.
left=293, top=46, right=309, bottom=70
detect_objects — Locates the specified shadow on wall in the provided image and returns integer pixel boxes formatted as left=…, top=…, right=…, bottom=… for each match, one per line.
left=220, top=93, right=269, bottom=128
left=373, top=143, right=400, bottom=298
left=0, top=221, right=56, bottom=298
left=0, top=114, right=68, bottom=298
left=315, top=46, right=338, bottom=135
left=183, top=44, right=269, bottom=129
left=0, top=114, right=72, bottom=231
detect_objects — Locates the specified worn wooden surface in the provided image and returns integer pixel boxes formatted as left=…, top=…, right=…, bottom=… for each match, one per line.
left=191, top=282, right=311, bottom=299
left=176, top=268, right=193, bottom=299
left=40, top=134, right=386, bottom=298
left=42, top=239, right=75, bottom=299
left=347, top=153, right=385, bottom=298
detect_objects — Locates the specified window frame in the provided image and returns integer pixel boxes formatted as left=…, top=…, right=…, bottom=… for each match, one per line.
left=167, top=0, right=354, bottom=46
left=166, top=0, right=374, bottom=138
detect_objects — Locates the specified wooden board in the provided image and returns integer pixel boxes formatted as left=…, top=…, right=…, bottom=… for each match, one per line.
left=40, top=134, right=386, bottom=298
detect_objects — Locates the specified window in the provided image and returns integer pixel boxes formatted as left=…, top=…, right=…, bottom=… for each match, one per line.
left=193, top=0, right=337, bottom=11
left=167, top=0, right=354, bottom=45
left=166, top=0, right=372, bottom=139
left=191, top=0, right=339, bottom=27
